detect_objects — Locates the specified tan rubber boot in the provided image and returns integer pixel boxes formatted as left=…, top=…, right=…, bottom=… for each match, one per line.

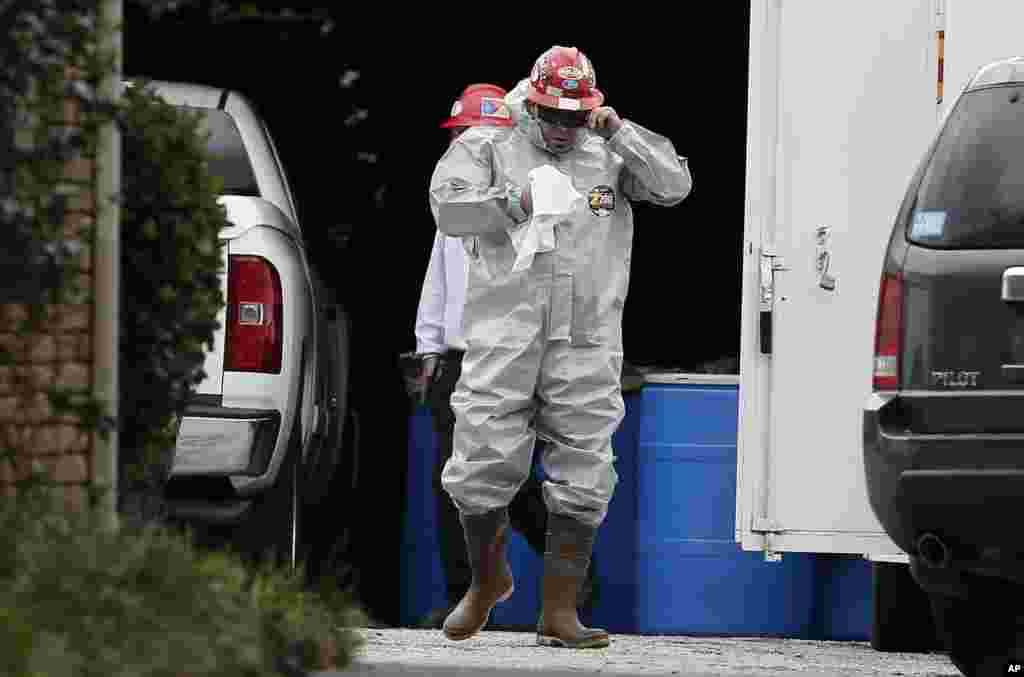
left=442, top=508, right=514, bottom=641
left=536, top=513, right=610, bottom=649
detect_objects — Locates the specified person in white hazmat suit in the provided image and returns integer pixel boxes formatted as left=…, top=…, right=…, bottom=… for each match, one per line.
left=428, top=45, right=692, bottom=648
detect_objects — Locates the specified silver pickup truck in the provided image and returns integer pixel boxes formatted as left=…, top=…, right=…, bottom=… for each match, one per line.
left=141, top=80, right=357, bottom=572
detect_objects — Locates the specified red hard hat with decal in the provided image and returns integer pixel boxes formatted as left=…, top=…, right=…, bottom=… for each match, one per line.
left=526, top=46, right=605, bottom=112
left=440, top=83, right=515, bottom=129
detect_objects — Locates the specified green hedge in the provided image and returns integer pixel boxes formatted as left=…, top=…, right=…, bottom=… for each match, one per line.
left=0, top=489, right=365, bottom=676
left=0, top=5, right=367, bottom=674
left=116, top=80, right=228, bottom=514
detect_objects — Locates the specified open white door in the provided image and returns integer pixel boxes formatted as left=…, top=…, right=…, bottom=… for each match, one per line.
left=737, top=0, right=940, bottom=556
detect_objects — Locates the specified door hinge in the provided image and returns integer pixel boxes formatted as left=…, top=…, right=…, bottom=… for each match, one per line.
left=752, top=518, right=785, bottom=562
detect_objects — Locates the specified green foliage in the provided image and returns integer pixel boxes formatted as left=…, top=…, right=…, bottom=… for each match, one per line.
left=117, top=81, right=228, bottom=495
left=1, top=8, right=367, bottom=674
left=0, top=489, right=365, bottom=676
left=0, top=1, right=101, bottom=309
left=0, top=3, right=119, bottom=515
left=1, top=1, right=230, bottom=503
left=130, top=0, right=335, bottom=32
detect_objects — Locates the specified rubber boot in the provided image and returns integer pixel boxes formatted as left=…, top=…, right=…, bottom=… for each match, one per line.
left=577, top=555, right=599, bottom=617
left=536, top=513, right=610, bottom=649
left=442, top=508, right=514, bottom=641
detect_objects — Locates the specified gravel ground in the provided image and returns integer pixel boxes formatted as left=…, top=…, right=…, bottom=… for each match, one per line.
left=319, top=629, right=962, bottom=676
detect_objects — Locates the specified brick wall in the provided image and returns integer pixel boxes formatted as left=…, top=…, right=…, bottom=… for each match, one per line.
left=0, top=68, right=97, bottom=511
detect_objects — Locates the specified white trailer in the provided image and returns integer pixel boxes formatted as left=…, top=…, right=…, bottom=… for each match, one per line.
left=737, top=0, right=941, bottom=561
left=736, top=3, right=1024, bottom=657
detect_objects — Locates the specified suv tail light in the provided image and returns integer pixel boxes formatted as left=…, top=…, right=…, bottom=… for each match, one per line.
left=226, top=255, right=282, bottom=373
left=873, top=272, right=904, bottom=390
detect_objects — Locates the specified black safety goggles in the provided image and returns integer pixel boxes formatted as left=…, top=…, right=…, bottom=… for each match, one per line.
left=534, top=105, right=591, bottom=129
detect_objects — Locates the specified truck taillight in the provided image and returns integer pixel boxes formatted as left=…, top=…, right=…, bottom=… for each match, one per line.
left=872, top=272, right=903, bottom=390
left=226, top=255, right=282, bottom=373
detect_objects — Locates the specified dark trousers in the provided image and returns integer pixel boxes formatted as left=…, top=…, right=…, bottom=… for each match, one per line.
left=427, top=349, right=550, bottom=603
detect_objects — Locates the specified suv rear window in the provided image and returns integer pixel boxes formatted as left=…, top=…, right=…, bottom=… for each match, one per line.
left=906, top=85, right=1024, bottom=249
left=188, top=108, right=260, bottom=198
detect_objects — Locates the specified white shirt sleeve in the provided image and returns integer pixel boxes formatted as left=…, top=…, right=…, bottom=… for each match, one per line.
left=414, top=229, right=447, bottom=355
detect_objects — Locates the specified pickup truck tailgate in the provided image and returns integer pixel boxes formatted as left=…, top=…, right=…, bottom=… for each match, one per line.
left=194, top=242, right=229, bottom=395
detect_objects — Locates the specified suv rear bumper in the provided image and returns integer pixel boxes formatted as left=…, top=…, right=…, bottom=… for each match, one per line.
left=865, top=393, right=1024, bottom=580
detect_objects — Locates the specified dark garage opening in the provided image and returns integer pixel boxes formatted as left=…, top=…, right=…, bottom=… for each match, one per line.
left=124, top=5, right=751, bottom=626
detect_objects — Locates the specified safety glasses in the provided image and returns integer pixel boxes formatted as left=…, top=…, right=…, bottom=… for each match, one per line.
left=535, top=105, right=591, bottom=129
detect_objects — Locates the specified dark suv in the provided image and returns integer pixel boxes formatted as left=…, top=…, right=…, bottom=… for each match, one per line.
left=865, top=56, right=1024, bottom=676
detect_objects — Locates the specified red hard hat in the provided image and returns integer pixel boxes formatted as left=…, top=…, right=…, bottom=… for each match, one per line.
left=526, top=46, right=604, bottom=112
left=440, top=83, right=515, bottom=129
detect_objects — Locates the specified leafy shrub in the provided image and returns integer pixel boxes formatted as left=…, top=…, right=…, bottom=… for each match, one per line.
left=0, top=2, right=100, bottom=308
left=1, top=8, right=367, bottom=672
left=0, top=6, right=227, bottom=516
left=0, top=489, right=365, bottom=676
left=117, top=81, right=229, bottom=515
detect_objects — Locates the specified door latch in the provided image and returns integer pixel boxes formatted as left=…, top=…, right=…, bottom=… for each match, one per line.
left=759, top=247, right=789, bottom=354
left=759, top=248, right=787, bottom=305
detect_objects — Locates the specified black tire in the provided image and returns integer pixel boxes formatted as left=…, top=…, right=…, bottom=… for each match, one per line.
left=232, top=428, right=307, bottom=570
left=303, top=307, right=351, bottom=508
left=234, top=354, right=309, bottom=571
left=871, top=561, right=944, bottom=652
left=274, top=440, right=304, bottom=569
left=304, top=408, right=360, bottom=590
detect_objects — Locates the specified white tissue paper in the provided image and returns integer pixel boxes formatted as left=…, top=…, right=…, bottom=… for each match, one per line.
left=509, top=164, right=583, bottom=273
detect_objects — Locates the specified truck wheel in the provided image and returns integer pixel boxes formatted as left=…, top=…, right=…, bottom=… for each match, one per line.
left=871, top=561, right=943, bottom=652
left=276, top=445, right=303, bottom=569
left=303, top=308, right=351, bottom=508
left=304, top=408, right=360, bottom=590
left=233, top=416, right=307, bottom=571
left=245, top=340, right=312, bottom=571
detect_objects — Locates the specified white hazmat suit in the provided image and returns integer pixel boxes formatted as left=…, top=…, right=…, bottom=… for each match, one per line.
left=429, top=80, right=692, bottom=529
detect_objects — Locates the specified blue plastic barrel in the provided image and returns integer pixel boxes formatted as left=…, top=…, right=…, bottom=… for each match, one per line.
left=486, top=390, right=644, bottom=631
left=633, top=374, right=818, bottom=637
left=396, top=404, right=548, bottom=630
left=402, top=376, right=872, bottom=639
left=399, top=392, right=644, bottom=631
left=397, top=405, right=449, bottom=627
left=814, top=555, right=872, bottom=641
left=586, top=390, right=642, bottom=632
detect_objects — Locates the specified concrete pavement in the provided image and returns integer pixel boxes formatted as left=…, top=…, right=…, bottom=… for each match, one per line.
left=319, top=629, right=961, bottom=676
